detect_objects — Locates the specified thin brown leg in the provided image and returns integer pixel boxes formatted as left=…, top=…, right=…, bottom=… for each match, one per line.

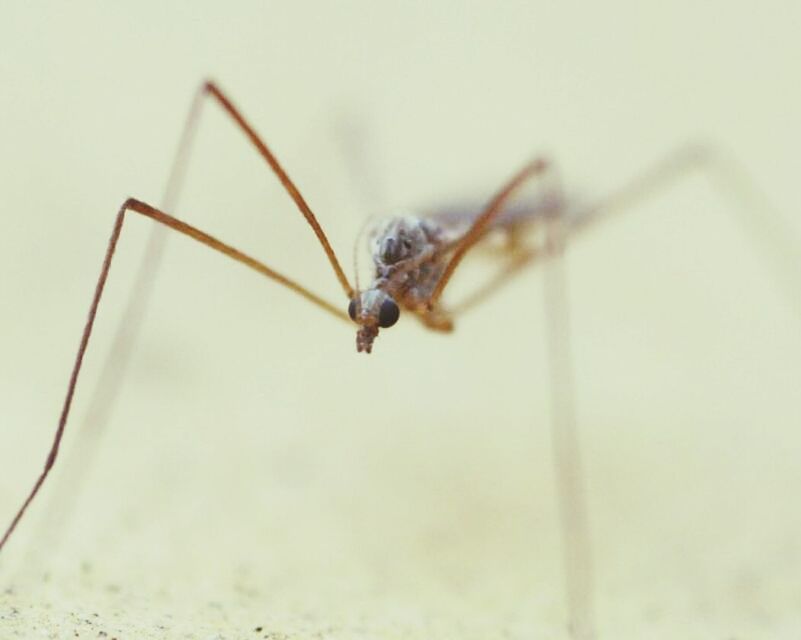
left=426, top=158, right=550, bottom=309
left=143, top=81, right=355, bottom=300
left=13, top=82, right=360, bottom=562
left=13, top=85, right=213, bottom=568
left=203, top=81, right=354, bottom=298
left=426, top=157, right=595, bottom=636
left=0, top=198, right=348, bottom=553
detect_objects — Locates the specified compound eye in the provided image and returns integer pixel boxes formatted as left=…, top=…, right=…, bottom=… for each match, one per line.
left=348, top=298, right=358, bottom=322
left=378, top=298, right=400, bottom=328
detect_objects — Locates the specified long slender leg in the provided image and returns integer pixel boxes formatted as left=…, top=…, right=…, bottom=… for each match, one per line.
left=204, top=82, right=354, bottom=298
left=540, top=145, right=801, bottom=639
left=15, top=82, right=361, bottom=563
left=0, top=198, right=348, bottom=553
left=426, top=158, right=551, bottom=309
left=570, top=145, right=801, bottom=311
left=543, top=203, right=596, bottom=640
left=106, top=81, right=356, bottom=313
left=437, top=143, right=801, bottom=320
left=92, top=81, right=360, bottom=437
left=15, top=87, right=212, bottom=566
left=423, top=158, right=595, bottom=636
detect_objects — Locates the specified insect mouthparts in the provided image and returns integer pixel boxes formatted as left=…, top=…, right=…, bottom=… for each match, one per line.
left=356, top=325, right=378, bottom=354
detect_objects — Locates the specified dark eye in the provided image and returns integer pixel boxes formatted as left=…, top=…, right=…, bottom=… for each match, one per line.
left=348, top=298, right=358, bottom=321
left=378, top=298, right=400, bottom=328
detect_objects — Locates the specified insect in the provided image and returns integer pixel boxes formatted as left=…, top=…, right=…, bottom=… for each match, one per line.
left=2, top=81, right=798, bottom=639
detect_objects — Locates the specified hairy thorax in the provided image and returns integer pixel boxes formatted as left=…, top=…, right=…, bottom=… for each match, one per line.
left=368, top=214, right=457, bottom=309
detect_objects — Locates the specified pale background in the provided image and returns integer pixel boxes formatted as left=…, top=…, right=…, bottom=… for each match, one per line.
left=1, top=2, right=800, bottom=639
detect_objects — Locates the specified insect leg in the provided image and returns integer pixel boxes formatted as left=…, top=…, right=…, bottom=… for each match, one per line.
left=15, top=83, right=362, bottom=562
left=426, top=158, right=552, bottom=309
left=202, top=81, right=354, bottom=297
left=543, top=201, right=596, bottom=640
left=0, top=199, right=348, bottom=554
left=570, top=144, right=801, bottom=310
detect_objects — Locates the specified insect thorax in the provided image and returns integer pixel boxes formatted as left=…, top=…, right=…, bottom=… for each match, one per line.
left=367, top=214, right=451, bottom=307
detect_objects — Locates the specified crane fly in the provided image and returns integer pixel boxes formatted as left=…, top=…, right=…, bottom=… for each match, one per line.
left=2, top=80, right=798, bottom=640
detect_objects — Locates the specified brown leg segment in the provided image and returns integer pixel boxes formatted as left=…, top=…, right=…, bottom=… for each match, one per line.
left=202, top=82, right=354, bottom=299
left=0, top=199, right=347, bottom=553
left=426, top=158, right=550, bottom=309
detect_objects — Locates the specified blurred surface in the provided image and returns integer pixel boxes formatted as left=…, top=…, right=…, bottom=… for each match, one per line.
left=1, top=2, right=800, bottom=638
